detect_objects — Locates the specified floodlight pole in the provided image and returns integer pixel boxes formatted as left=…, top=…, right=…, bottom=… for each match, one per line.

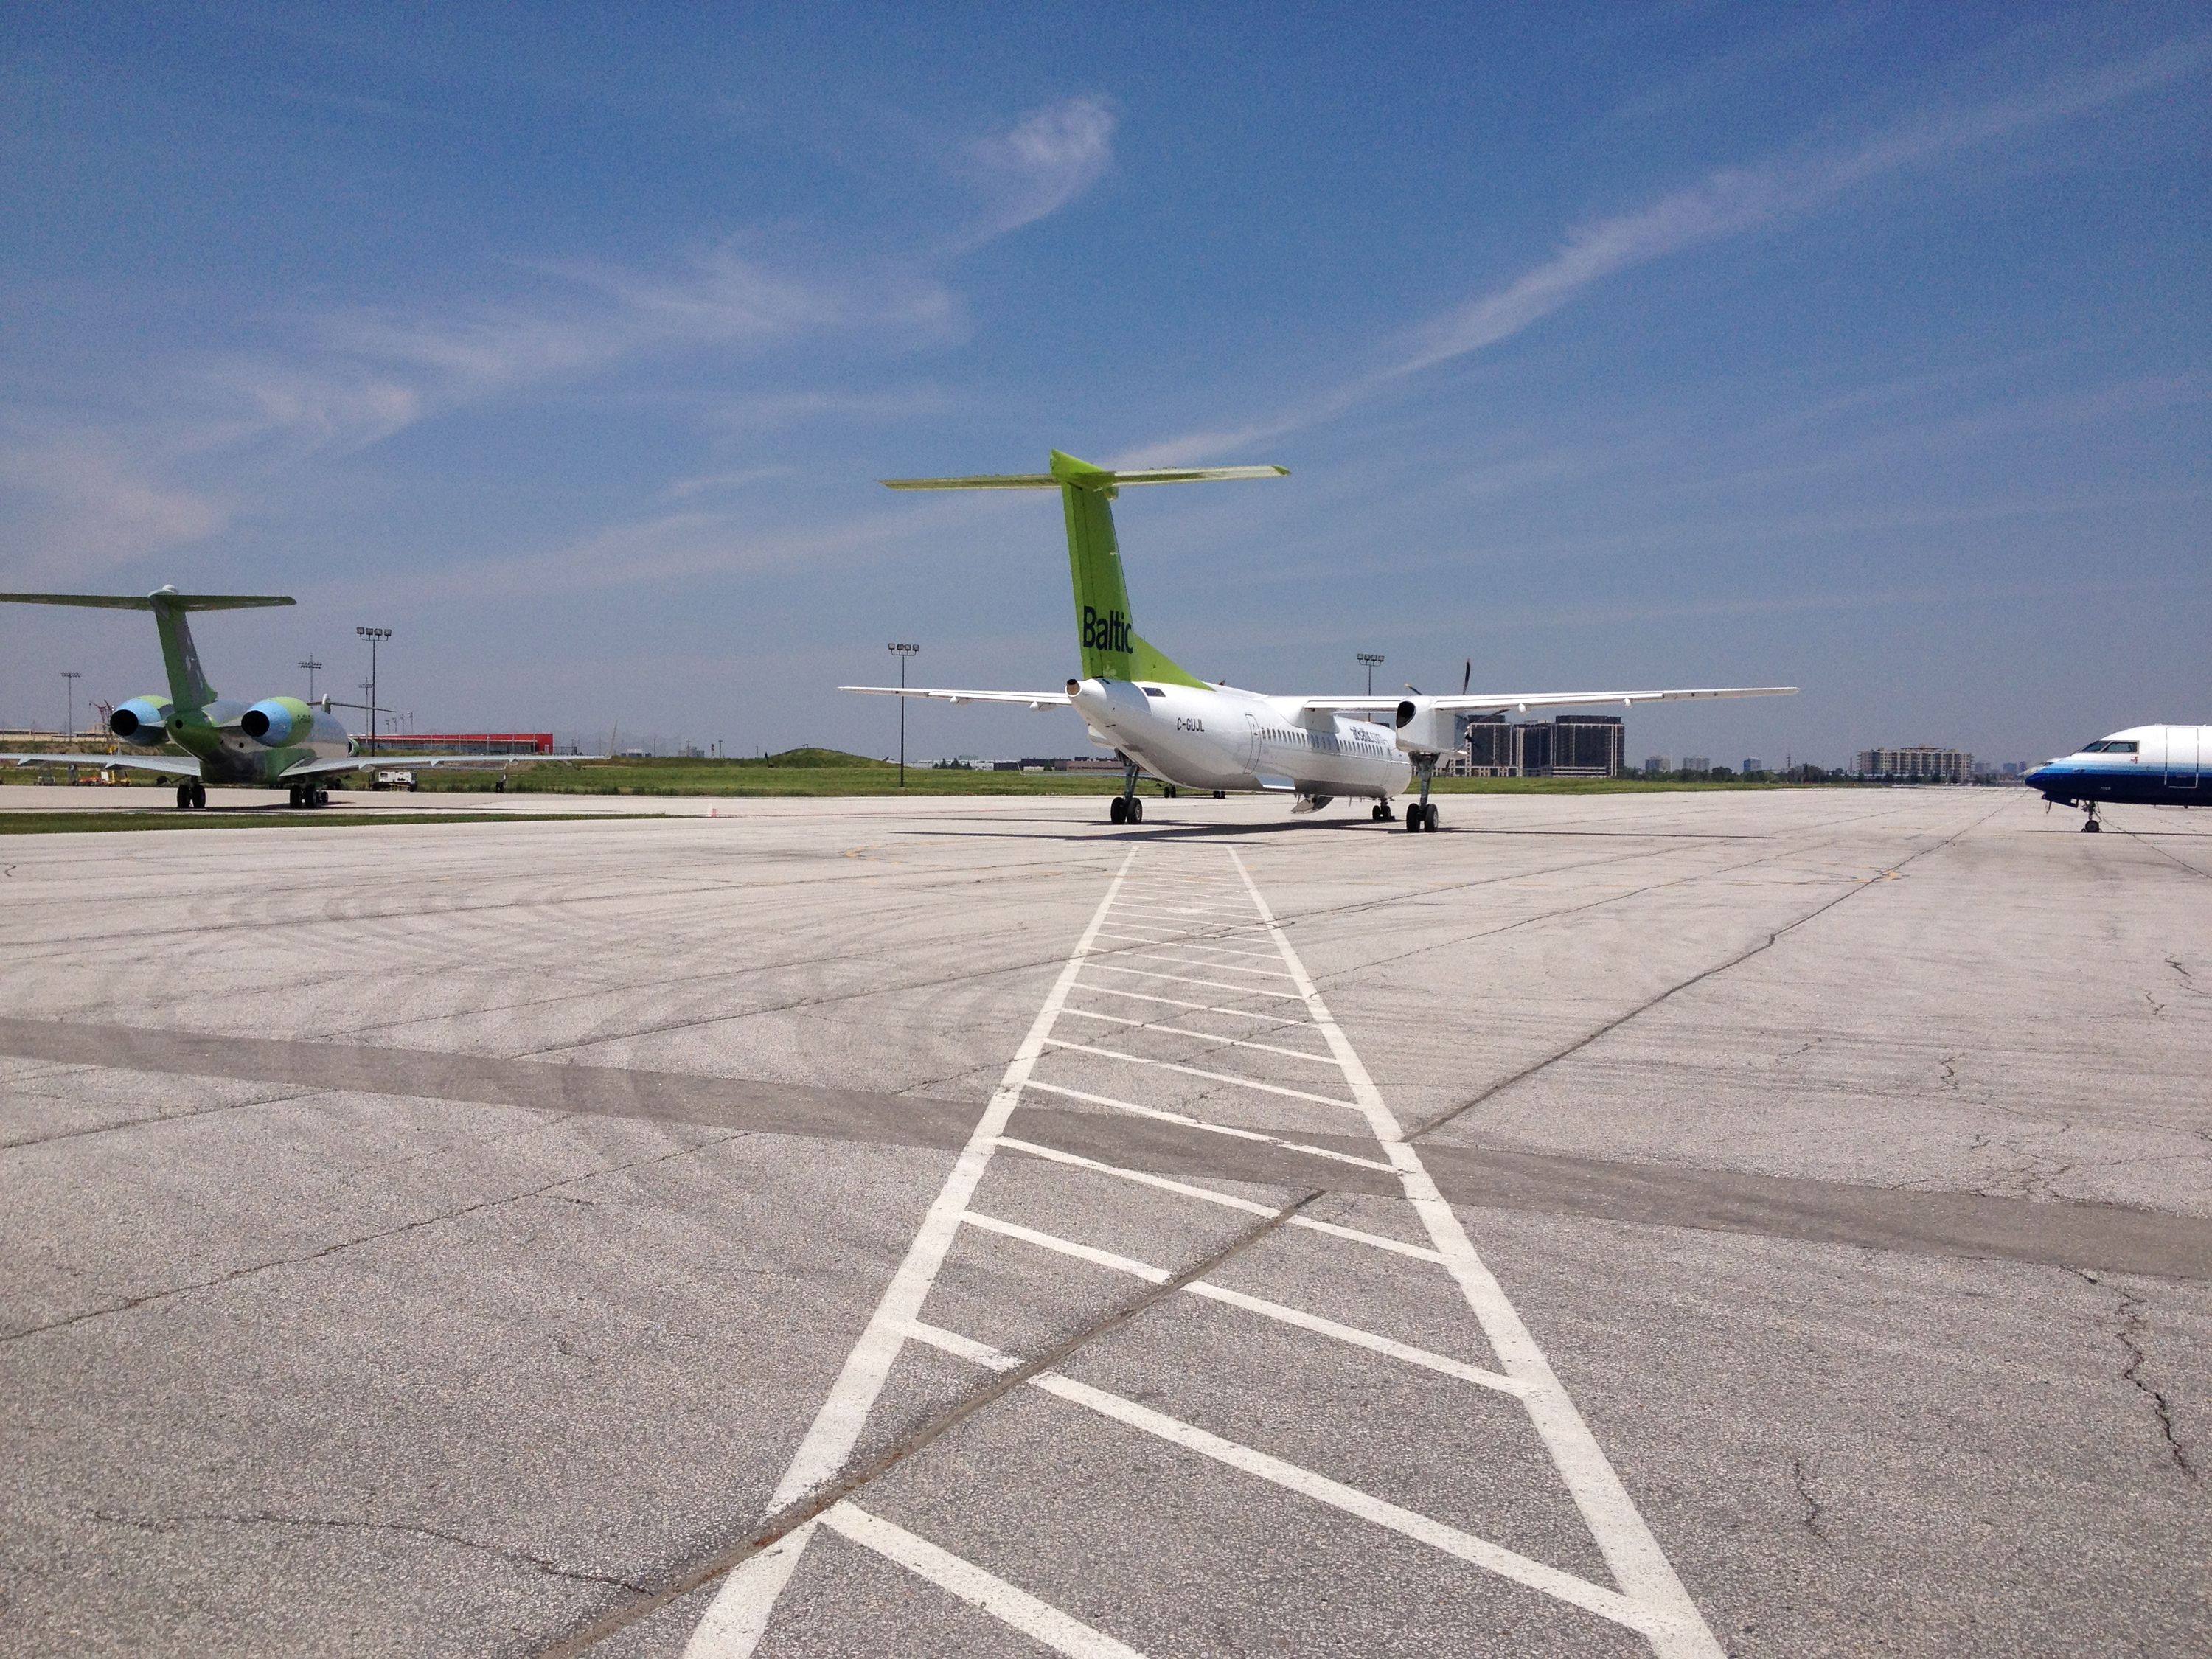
left=299, top=658, right=323, bottom=701
left=356, top=627, right=392, bottom=753
left=1357, top=653, right=1384, bottom=698
left=888, top=643, right=920, bottom=786
left=61, top=670, right=81, bottom=739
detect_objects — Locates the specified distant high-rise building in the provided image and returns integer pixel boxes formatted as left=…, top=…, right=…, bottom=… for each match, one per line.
left=1743, top=757, right=1764, bottom=775
left=1854, top=745, right=1972, bottom=783
left=1551, top=714, right=1622, bottom=777
left=1455, top=712, right=1622, bottom=778
left=1643, top=754, right=1671, bottom=776
left=1682, top=755, right=1711, bottom=774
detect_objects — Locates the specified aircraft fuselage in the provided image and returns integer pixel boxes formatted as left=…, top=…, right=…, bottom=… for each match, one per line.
left=1071, top=678, right=1414, bottom=799
left=161, top=698, right=358, bottom=785
left=2025, top=724, right=2208, bottom=807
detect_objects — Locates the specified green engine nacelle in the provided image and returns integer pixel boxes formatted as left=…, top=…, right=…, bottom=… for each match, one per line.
left=108, top=695, right=175, bottom=745
left=240, top=695, right=314, bottom=747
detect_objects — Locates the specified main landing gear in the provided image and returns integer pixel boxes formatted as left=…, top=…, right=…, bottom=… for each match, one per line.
left=1108, top=758, right=1144, bottom=825
left=286, top=785, right=331, bottom=808
left=173, top=781, right=206, bottom=810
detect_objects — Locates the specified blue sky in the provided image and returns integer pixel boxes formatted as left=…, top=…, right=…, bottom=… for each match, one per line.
left=2, top=3, right=2205, bottom=767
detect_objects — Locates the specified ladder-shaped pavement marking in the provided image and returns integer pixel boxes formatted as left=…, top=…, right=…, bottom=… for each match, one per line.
left=681, top=849, right=1720, bottom=1658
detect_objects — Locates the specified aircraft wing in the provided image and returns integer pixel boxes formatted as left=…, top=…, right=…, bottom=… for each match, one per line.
left=839, top=686, right=1072, bottom=709
left=1, top=751, right=202, bottom=779
left=1295, top=686, right=1798, bottom=716
left=277, top=754, right=601, bottom=779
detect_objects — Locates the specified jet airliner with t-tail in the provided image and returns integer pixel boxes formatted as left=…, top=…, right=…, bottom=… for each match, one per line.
left=1, top=588, right=579, bottom=807
left=843, top=451, right=1796, bottom=832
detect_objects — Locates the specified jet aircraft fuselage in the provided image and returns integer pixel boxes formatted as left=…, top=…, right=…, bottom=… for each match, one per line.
left=2025, top=725, right=2207, bottom=821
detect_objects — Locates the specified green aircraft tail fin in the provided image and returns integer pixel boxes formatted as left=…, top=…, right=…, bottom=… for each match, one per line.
left=0, top=588, right=293, bottom=711
left=882, top=451, right=1285, bottom=686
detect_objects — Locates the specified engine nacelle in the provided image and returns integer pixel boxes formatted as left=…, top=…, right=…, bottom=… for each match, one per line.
left=108, top=695, right=175, bottom=745
left=240, top=695, right=314, bottom=747
left=1393, top=698, right=1458, bottom=756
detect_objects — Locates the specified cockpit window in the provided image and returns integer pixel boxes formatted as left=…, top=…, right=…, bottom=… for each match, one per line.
left=2083, top=740, right=2138, bottom=754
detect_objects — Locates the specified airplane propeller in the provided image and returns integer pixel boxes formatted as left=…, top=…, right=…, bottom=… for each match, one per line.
left=1405, top=663, right=1472, bottom=698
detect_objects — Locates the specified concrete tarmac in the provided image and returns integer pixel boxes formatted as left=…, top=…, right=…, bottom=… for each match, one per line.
left=1, top=787, right=2205, bottom=1657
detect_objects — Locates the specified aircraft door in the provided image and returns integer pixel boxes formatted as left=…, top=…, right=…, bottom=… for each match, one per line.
left=2168, top=726, right=2200, bottom=790
left=1241, top=712, right=1262, bottom=772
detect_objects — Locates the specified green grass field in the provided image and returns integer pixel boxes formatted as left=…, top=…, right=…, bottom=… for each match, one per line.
left=7, top=746, right=1858, bottom=804
left=403, top=748, right=1843, bottom=798
left=0, top=811, right=649, bottom=835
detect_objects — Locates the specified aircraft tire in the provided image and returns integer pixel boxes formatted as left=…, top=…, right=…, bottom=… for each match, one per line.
left=2083, top=819, right=2101, bottom=833
left=1129, top=796, right=1144, bottom=824
left=1110, top=796, right=1127, bottom=825
left=176, top=784, right=192, bottom=810
left=191, top=782, right=206, bottom=810
left=316, top=788, right=330, bottom=807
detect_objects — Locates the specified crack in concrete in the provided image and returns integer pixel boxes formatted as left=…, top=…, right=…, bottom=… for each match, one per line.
left=532, top=1191, right=1323, bottom=1659
left=1404, top=797, right=2012, bottom=1143
left=2066, top=1269, right=2199, bottom=1481
left=89, top=1506, right=650, bottom=1593
left=1787, top=1457, right=1832, bottom=1545
left=0, top=1130, right=753, bottom=1345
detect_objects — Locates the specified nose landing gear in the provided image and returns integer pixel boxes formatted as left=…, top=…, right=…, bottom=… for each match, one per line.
left=1109, top=758, right=1144, bottom=825
left=1403, top=759, right=1439, bottom=832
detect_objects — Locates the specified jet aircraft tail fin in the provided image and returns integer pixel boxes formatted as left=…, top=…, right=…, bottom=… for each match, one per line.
left=0, top=588, right=293, bottom=711
left=882, top=451, right=1284, bottom=686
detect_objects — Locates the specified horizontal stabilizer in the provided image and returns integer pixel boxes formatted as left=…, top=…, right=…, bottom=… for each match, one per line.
left=840, top=686, right=1071, bottom=709
left=885, top=449, right=1286, bottom=493
left=0, top=591, right=293, bottom=612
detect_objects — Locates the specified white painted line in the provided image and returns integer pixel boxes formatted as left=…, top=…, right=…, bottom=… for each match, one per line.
left=1095, top=947, right=1297, bottom=981
left=1041, top=1037, right=1360, bottom=1110
left=961, top=1211, right=1169, bottom=1284
left=821, top=1502, right=1148, bottom=1659
left=992, top=1136, right=1451, bottom=1263
left=1084, top=962, right=1304, bottom=999
left=1226, top=849, right=1723, bottom=1659
left=961, top=1212, right=1525, bottom=1397
left=1055, top=1006, right=1340, bottom=1065
left=1071, top=984, right=1319, bottom=1025
left=1094, top=929, right=1287, bottom=961
left=683, top=851, right=1140, bottom=1659
left=1019, top=1079, right=1397, bottom=1171
left=902, top=1322, right=1675, bottom=1644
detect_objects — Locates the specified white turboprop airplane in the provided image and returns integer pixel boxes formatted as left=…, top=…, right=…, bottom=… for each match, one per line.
left=844, top=451, right=1796, bottom=832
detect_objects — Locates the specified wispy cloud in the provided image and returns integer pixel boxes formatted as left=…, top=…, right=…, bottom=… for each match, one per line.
left=0, top=436, right=227, bottom=576
left=1118, top=35, right=2211, bottom=466
left=964, top=96, right=1117, bottom=240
